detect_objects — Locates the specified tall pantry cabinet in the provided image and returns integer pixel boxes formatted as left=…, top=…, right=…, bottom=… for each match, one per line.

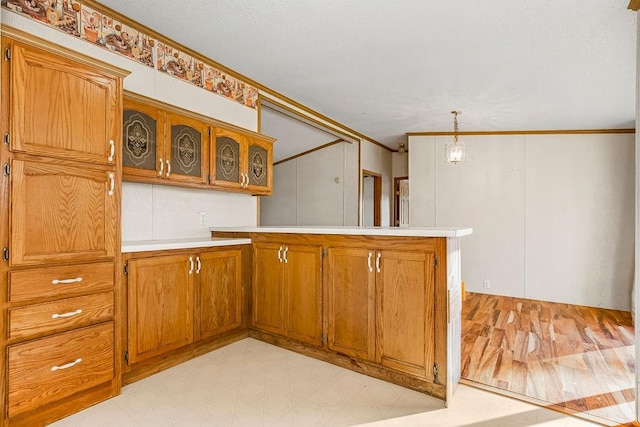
left=0, top=32, right=127, bottom=427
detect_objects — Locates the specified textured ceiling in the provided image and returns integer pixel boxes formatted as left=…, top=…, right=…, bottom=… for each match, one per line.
left=100, top=0, right=637, bottom=149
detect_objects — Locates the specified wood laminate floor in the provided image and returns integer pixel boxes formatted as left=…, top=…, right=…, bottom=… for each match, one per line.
left=461, top=292, right=636, bottom=426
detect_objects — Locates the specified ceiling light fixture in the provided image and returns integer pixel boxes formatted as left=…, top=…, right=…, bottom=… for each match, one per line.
left=445, top=110, right=467, bottom=164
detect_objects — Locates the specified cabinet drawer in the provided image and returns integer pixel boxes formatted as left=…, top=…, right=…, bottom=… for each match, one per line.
left=9, top=292, right=114, bottom=340
left=7, top=322, right=114, bottom=418
left=9, top=262, right=114, bottom=303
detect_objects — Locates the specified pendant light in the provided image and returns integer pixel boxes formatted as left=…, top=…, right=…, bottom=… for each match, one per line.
left=444, top=110, right=467, bottom=164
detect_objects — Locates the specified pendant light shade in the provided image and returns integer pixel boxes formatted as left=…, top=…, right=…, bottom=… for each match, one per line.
left=445, top=110, right=467, bottom=164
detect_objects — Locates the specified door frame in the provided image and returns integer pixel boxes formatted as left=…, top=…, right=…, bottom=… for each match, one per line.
left=362, top=169, right=382, bottom=227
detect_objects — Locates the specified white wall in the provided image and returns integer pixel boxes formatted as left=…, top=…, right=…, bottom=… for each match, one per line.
left=409, top=133, right=635, bottom=311
left=361, top=141, right=393, bottom=227
left=2, top=10, right=260, bottom=241
left=260, top=142, right=359, bottom=226
left=392, top=152, right=408, bottom=178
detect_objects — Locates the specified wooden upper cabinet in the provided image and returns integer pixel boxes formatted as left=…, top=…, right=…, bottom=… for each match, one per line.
left=195, top=249, right=243, bottom=341
left=245, top=136, right=273, bottom=195
left=122, top=97, right=208, bottom=184
left=127, top=254, right=194, bottom=365
left=122, top=98, right=164, bottom=180
left=165, top=112, right=209, bottom=184
left=211, top=127, right=274, bottom=195
left=210, top=127, right=244, bottom=190
left=8, top=40, right=119, bottom=165
left=376, top=250, right=435, bottom=379
left=9, top=160, right=117, bottom=266
left=327, top=247, right=376, bottom=361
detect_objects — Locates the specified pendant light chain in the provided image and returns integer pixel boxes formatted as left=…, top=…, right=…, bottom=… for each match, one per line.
left=452, top=111, right=460, bottom=144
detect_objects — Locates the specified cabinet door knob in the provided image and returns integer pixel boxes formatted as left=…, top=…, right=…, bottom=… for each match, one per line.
left=367, top=252, right=373, bottom=273
left=277, top=246, right=283, bottom=263
left=188, top=256, right=194, bottom=275
left=196, top=256, right=201, bottom=274
left=108, top=139, right=115, bottom=162
left=158, top=158, right=164, bottom=176
left=166, top=160, right=171, bottom=177
left=376, top=252, right=381, bottom=273
left=108, top=173, right=115, bottom=196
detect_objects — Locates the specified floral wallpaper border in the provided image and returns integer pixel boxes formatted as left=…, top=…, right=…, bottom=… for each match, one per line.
left=1, top=0, right=259, bottom=109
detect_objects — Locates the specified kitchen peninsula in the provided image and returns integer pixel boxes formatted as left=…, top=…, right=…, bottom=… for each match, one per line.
left=209, top=225, right=472, bottom=405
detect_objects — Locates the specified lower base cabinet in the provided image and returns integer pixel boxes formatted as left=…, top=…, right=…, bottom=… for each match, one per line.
left=253, top=242, right=322, bottom=347
left=375, top=250, right=435, bottom=379
left=125, top=246, right=244, bottom=369
left=7, top=322, right=115, bottom=419
left=195, top=249, right=243, bottom=340
left=127, top=254, right=194, bottom=365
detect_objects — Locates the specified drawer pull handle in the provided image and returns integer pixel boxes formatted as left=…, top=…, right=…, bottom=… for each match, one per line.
left=51, top=309, right=82, bottom=319
left=51, top=277, right=83, bottom=285
left=159, top=158, right=164, bottom=176
left=51, top=358, right=82, bottom=372
left=277, top=246, right=283, bottom=263
left=376, top=252, right=381, bottom=273
left=108, top=139, right=115, bottom=162
left=108, top=172, right=115, bottom=196
left=367, top=252, right=373, bottom=272
left=283, top=246, right=288, bottom=264
left=196, top=256, right=201, bottom=274
left=188, top=256, right=194, bottom=275
left=166, top=160, right=171, bottom=177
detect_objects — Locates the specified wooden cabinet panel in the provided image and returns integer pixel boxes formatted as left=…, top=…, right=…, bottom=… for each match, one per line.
left=7, top=323, right=114, bottom=418
left=9, top=41, right=118, bottom=165
left=252, top=243, right=284, bottom=335
left=8, top=262, right=114, bottom=303
left=284, top=245, right=322, bottom=346
left=127, top=255, right=193, bottom=364
left=327, top=247, right=375, bottom=360
left=122, top=98, right=164, bottom=179
left=376, top=251, right=435, bottom=378
left=9, top=292, right=114, bottom=340
left=196, top=249, right=242, bottom=341
left=9, top=160, right=117, bottom=266
left=166, top=112, right=208, bottom=184
left=245, top=137, right=272, bottom=195
left=211, top=127, right=244, bottom=189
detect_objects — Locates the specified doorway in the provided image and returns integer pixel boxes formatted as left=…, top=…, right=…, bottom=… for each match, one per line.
left=362, top=170, right=382, bottom=227
left=393, top=176, right=409, bottom=227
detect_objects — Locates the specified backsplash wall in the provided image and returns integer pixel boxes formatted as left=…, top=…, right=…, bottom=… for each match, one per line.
left=122, top=182, right=257, bottom=241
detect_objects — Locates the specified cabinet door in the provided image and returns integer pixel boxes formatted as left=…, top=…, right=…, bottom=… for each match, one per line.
left=283, top=244, right=322, bottom=346
left=9, top=41, right=119, bottom=165
left=166, top=113, right=208, bottom=184
left=122, top=98, right=165, bottom=180
left=196, top=249, right=242, bottom=341
left=10, top=160, right=117, bottom=266
left=253, top=243, right=283, bottom=334
left=327, top=247, right=376, bottom=360
left=376, top=250, right=435, bottom=378
left=245, top=137, right=273, bottom=195
left=127, top=255, right=194, bottom=364
left=210, top=127, right=244, bottom=189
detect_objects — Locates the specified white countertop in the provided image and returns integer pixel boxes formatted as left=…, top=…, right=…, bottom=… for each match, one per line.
left=210, top=226, right=472, bottom=238
left=122, top=237, right=252, bottom=253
